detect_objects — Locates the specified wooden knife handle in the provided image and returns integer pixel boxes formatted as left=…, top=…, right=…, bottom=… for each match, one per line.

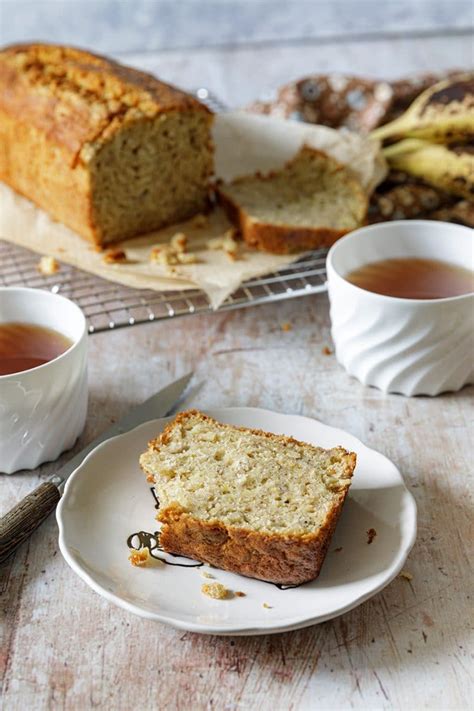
left=0, top=482, right=61, bottom=565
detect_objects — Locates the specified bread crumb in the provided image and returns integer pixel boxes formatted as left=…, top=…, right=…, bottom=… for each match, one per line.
left=334, top=547, right=343, bottom=553
left=37, top=255, right=60, bottom=275
left=262, top=602, right=272, bottom=609
left=170, top=232, right=187, bottom=253
left=207, top=228, right=240, bottom=260
left=235, top=591, right=246, bottom=597
left=223, top=228, right=239, bottom=260
left=129, top=548, right=150, bottom=567
left=191, top=213, right=209, bottom=229
left=150, top=235, right=198, bottom=269
left=103, top=249, right=128, bottom=264
left=146, top=473, right=154, bottom=484
left=322, top=346, right=333, bottom=355
left=399, top=571, right=413, bottom=581
left=150, top=245, right=179, bottom=266
left=281, top=322, right=292, bottom=332
left=201, top=582, right=229, bottom=600
left=201, top=571, right=214, bottom=579
left=367, top=528, right=377, bottom=544
left=128, top=547, right=163, bottom=568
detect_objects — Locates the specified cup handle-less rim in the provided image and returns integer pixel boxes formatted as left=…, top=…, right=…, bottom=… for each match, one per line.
left=0, top=287, right=87, bottom=381
left=326, top=219, right=474, bottom=306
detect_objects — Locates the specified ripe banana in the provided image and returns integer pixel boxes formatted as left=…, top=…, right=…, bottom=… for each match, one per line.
left=383, top=139, right=474, bottom=199
left=371, top=75, right=474, bottom=143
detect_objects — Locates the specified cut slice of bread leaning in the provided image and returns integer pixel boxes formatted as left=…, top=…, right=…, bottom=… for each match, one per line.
left=216, top=146, right=368, bottom=254
left=139, top=410, right=356, bottom=585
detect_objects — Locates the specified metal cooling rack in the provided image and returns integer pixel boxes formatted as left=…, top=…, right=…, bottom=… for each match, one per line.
left=0, top=240, right=328, bottom=334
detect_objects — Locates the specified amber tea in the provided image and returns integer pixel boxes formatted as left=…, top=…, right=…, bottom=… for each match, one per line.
left=345, top=257, right=474, bottom=300
left=0, top=322, right=72, bottom=375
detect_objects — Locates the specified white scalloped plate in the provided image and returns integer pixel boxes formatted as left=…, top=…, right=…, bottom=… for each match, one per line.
left=57, top=408, right=417, bottom=635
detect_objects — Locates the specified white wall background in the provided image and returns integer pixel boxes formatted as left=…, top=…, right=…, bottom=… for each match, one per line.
left=0, top=1, right=472, bottom=107
left=0, top=0, right=472, bottom=53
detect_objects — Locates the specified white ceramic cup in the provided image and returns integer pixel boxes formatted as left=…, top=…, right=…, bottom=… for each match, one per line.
left=0, top=288, right=88, bottom=473
left=327, top=220, right=474, bottom=396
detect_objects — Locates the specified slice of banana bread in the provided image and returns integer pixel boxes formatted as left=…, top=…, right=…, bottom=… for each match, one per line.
left=139, top=410, right=356, bottom=585
left=216, top=146, right=367, bottom=254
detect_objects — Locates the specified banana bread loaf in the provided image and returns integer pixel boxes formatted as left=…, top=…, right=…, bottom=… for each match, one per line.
left=0, top=43, right=214, bottom=246
left=140, top=410, right=356, bottom=585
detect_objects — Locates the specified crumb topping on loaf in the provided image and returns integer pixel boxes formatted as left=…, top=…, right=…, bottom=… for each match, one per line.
left=140, top=410, right=355, bottom=536
left=0, top=43, right=211, bottom=159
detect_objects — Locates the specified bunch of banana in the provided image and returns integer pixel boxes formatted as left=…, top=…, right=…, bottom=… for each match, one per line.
left=371, top=75, right=474, bottom=199
left=371, top=74, right=474, bottom=143
left=382, top=139, right=473, bottom=200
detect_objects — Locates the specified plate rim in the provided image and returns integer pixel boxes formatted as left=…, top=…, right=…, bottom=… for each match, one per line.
left=56, top=406, right=417, bottom=635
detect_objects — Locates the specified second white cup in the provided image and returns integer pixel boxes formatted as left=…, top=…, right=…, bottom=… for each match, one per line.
left=326, top=220, right=474, bottom=397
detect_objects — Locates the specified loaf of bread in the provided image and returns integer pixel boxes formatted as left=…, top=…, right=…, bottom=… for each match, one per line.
left=140, top=410, right=356, bottom=585
left=216, top=146, right=367, bottom=254
left=0, top=44, right=214, bottom=247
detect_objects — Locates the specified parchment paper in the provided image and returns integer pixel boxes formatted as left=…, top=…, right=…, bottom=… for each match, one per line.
left=0, top=111, right=385, bottom=308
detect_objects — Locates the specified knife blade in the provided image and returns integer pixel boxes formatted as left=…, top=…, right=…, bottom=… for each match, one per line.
left=0, top=372, right=193, bottom=564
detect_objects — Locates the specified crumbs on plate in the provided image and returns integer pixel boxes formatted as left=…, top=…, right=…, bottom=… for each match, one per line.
left=129, top=548, right=151, bottom=567
left=322, top=345, right=333, bottom=355
left=128, top=548, right=163, bottom=568
left=367, top=528, right=377, bottom=544
left=262, top=602, right=273, bottom=609
left=281, top=322, right=292, bottom=332
left=201, top=582, right=230, bottom=600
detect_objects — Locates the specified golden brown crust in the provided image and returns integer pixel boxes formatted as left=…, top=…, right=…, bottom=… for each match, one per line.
left=0, top=43, right=213, bottom=246
left=158, top=492, right=349, bottom=585
left=216, top=146, right=368, bottom=255
left=142, top=409, right=356, bottom=585
left=218, top=187, right=349, bottom=253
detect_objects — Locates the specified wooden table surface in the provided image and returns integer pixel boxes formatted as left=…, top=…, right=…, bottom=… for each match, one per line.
left=1, top=32, right=473, bottom=711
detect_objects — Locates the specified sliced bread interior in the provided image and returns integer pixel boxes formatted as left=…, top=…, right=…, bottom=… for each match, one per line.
left=216, top=145, right=367, bottom=254
left=139, top=410, right=356, bottom=584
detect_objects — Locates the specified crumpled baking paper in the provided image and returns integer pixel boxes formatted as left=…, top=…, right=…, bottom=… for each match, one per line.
left=0, top=111, right=385, bottom=308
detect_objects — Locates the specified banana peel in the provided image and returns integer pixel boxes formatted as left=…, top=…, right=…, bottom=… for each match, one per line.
left=383, top=139, right=474, bottom=199
left=371, top=75, right=474, bottom=143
